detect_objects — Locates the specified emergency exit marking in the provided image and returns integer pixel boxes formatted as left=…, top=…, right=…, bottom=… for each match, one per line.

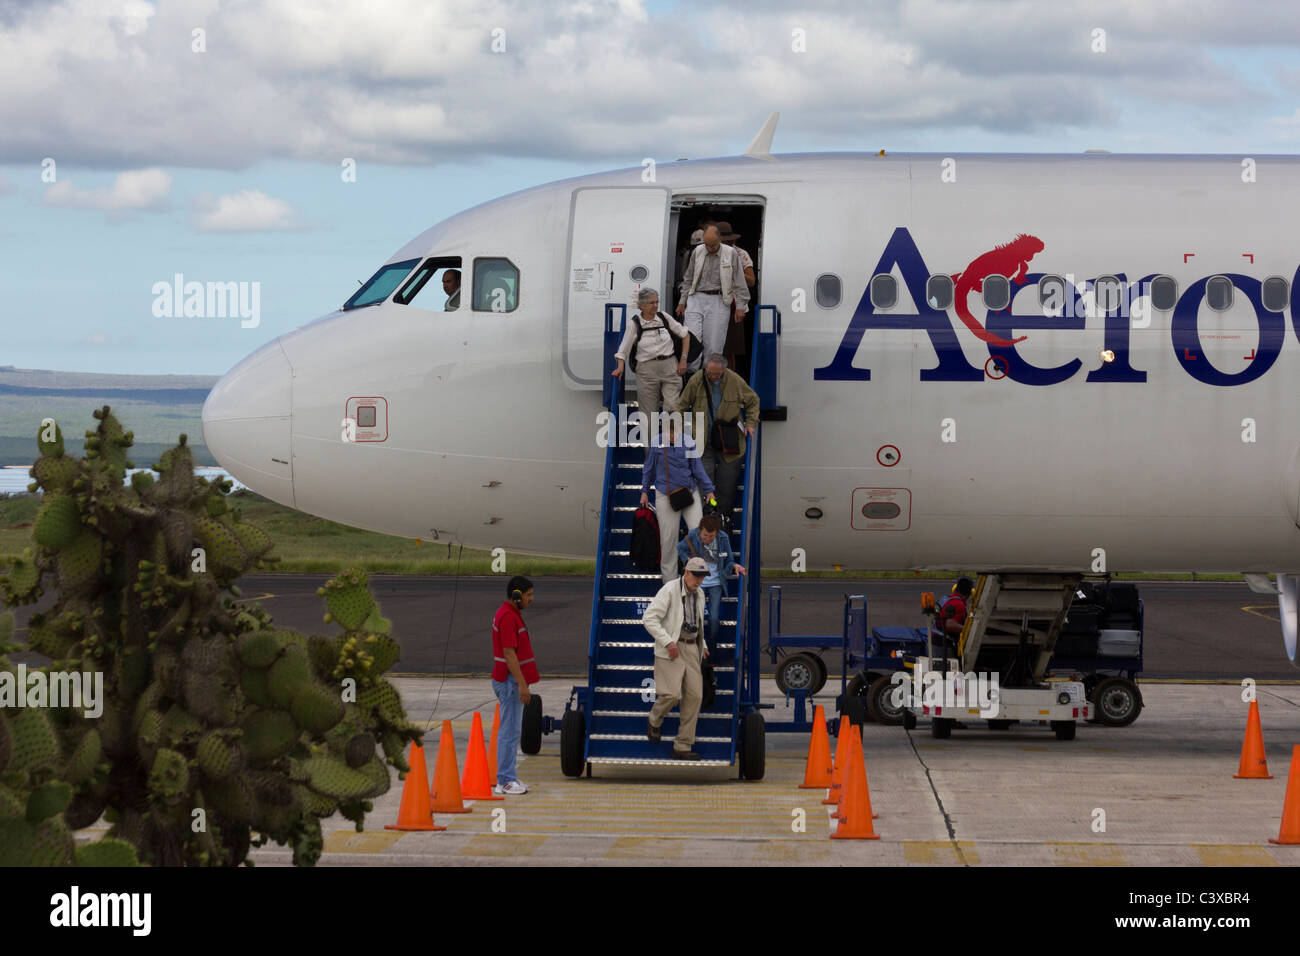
left=876, top=445, right=900, bottom=467
left=344, top=396, right=388, bottom=442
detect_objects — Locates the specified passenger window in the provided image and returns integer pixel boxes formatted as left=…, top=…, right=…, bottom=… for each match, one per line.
left=472, top=257, right=519, bottom=312
left=393, top=256, right=463, bottom=311
left=815, top=274, right=842, bottom=308
left=1094, top=276, right=1122, bottom=315
left=1150, top=275, right=1178, bottom=311
left=926, top=275, right=953, bottom=310
left=982, top=274, right=1010, bottom=311
left=870, top=274, right=897, bottom=310
left=1206, top=275, right=1232, bottom=311
left=344, top=258, right=420, bottom=310
left=1038, top=275, right=1066, bottom=316
left=1262, top=276, right=1289, bottom=312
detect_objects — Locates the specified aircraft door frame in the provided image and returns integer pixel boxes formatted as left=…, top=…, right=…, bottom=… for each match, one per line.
left=562, top=186, right=671, bottom=388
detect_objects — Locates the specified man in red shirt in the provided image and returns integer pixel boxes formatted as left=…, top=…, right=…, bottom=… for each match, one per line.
left=936, top=576, right=974, bottom=659
left=492, top=576, right=540, bottom=794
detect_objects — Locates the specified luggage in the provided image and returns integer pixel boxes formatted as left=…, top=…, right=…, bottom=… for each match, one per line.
left=630, top=507, right=660, bottom=571
left=1097, top=629, right=1141, bottom=657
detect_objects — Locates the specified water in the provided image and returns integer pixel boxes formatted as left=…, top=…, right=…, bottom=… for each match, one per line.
left=0, top=466, right=243, bottom=496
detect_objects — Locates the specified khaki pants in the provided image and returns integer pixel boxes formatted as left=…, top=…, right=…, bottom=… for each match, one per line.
left=684, top=292, right=730, bottom=372
left=655, top=489, right=702, bottom=581
left=633, top=355, right=682, bottom=418
left=649, top=640, right=702, bottom=752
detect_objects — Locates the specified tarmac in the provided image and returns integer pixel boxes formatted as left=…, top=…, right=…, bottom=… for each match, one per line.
left=95, top=675, right=1296, bottom=867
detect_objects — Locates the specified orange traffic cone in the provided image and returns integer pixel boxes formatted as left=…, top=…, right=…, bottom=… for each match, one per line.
left=429, top=720, right=473, bottom=813
left=384, top=741, right=446, bottom=832
left=835, top=725, right=878, bottom=821
left=488, top=703, right=501, bottom=784
left=1234, top=699, right=1273, bottom=779
left=831, top=727, right=879, bottom=840
left=799, top=705, right=834, bottom=789
left=1269, top=745, right=1300, bottom=845
left=460, top=711, right=504, bottom=801
left=823, top=715, right=852, bottom=805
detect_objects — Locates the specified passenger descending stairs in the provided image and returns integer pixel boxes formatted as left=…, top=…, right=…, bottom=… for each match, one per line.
left=582, top=398, right=743, bottom=769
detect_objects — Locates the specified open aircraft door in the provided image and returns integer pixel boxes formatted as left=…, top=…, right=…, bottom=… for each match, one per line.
left=562, top=186, right=670, bottom=388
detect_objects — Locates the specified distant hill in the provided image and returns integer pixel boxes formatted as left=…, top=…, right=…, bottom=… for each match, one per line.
left=0, top=366, right=217, bottom=466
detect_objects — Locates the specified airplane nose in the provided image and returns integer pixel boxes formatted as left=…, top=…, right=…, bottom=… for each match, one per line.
left=202, top=338, right=295, bottom=506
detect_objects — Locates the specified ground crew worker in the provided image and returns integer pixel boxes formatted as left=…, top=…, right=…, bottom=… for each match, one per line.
left=643, top=556, right=710, bottom=760
left=491, top=575, right=540, bottom=794
left=935, top=576, right=974, bottom=659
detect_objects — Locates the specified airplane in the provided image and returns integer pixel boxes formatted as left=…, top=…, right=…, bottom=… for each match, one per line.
left=201, top=117, right=1300, bottom=667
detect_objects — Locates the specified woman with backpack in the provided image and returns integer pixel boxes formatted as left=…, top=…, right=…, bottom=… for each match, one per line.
left=611, top=287, right=691, bottom=417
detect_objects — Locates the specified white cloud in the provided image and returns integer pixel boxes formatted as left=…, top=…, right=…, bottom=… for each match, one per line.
left=192, top=188, right=300, bottom=232
left=0, top=177, right=13, bottom=195
left=0, top=0, right=1297, bottom=169
left=43, top=168, right=171, bottom=212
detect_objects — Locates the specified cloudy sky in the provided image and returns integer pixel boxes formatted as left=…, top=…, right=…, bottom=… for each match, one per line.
left=1, top=0, right=1298, bottom=374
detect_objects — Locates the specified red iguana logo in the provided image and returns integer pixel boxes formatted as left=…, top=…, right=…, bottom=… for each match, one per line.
left=950, top=234, right=1045, bottom=347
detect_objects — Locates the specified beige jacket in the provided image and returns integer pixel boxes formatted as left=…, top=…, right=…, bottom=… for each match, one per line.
left=642, top=576, right=708, bottom=659
left=679, top=243, right=750, bottom=311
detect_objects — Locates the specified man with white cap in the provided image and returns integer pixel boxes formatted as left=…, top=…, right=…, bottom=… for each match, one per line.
left=641, top=555, right=711, bottom=759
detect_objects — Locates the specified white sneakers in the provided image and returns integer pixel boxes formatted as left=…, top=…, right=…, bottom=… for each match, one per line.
left=493, top=780, right=529, bottom=795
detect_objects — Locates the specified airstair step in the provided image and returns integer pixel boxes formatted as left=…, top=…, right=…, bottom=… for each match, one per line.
left=586, top=757, right=731, bottom=768
left=592, top=709, right=731, bottom=720
left=590, top=734, right=731, bottom=743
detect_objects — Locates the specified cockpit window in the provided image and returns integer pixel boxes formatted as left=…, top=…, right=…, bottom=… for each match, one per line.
left=393, top=256, right=463, bottom=311
left=472, top=257, right=519, bottom=312
left=344, top=259, right=420, bottom=310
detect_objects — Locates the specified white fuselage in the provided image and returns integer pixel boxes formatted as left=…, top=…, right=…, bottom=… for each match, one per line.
left=202, top=152, right=1300, bottom=573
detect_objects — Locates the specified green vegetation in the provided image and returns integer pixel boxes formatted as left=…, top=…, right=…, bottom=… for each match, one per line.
left=0, top=489, right=1246, bottom=581
left=3, top=487, right=595, bottom=575
left=0, top=407, right=424, bottom=866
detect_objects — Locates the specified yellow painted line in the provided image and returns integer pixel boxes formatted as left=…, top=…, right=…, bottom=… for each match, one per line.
left=1242, top=605, right=1280, bottom=623
left=606, top=836, right=687, bottom=860
left=322, top=830, right=407, bottom=854
left=232, top=592, right=276, bottom=603
left=753, top=842, right=838, bottom=864
left=903, top=841, right=979, bottom=865
left=1138, top=678, right=1300, bottom=685
left=1191, top=844, right=1281, bottom=867
left=1048, top=843, right=1127, bottom=866
left=456, top=834, right=548, bottom=858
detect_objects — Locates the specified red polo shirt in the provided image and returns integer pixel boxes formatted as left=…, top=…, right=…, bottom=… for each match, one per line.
left=939, top=594, right=968, bottom=631
left=492, top=601, right=540, bottom=684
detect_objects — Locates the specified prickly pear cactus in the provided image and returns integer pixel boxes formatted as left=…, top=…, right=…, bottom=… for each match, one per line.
left=0, top=408, right=423, bottom=866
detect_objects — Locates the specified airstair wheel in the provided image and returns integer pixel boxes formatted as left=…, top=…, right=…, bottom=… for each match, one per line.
left=521, top=695, right=543, bottom=754
left=560, top=709, right=585, bottom=778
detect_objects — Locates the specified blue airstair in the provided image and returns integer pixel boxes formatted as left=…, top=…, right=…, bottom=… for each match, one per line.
left=557, top=304, right=783, bottom=779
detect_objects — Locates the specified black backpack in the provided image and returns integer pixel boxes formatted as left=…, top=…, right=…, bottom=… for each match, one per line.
left=631, top=507, right=660, bottom=571
left=628, top=312, right=702, bottom=372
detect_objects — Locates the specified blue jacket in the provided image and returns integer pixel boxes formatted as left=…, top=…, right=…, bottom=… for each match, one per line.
left=676, top=527, right=739, bottom=597
left=641, top=433, right=715, bottom=499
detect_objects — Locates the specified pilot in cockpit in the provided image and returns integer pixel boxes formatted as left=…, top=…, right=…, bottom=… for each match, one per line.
left=442, top=269, right=461, bottom=311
